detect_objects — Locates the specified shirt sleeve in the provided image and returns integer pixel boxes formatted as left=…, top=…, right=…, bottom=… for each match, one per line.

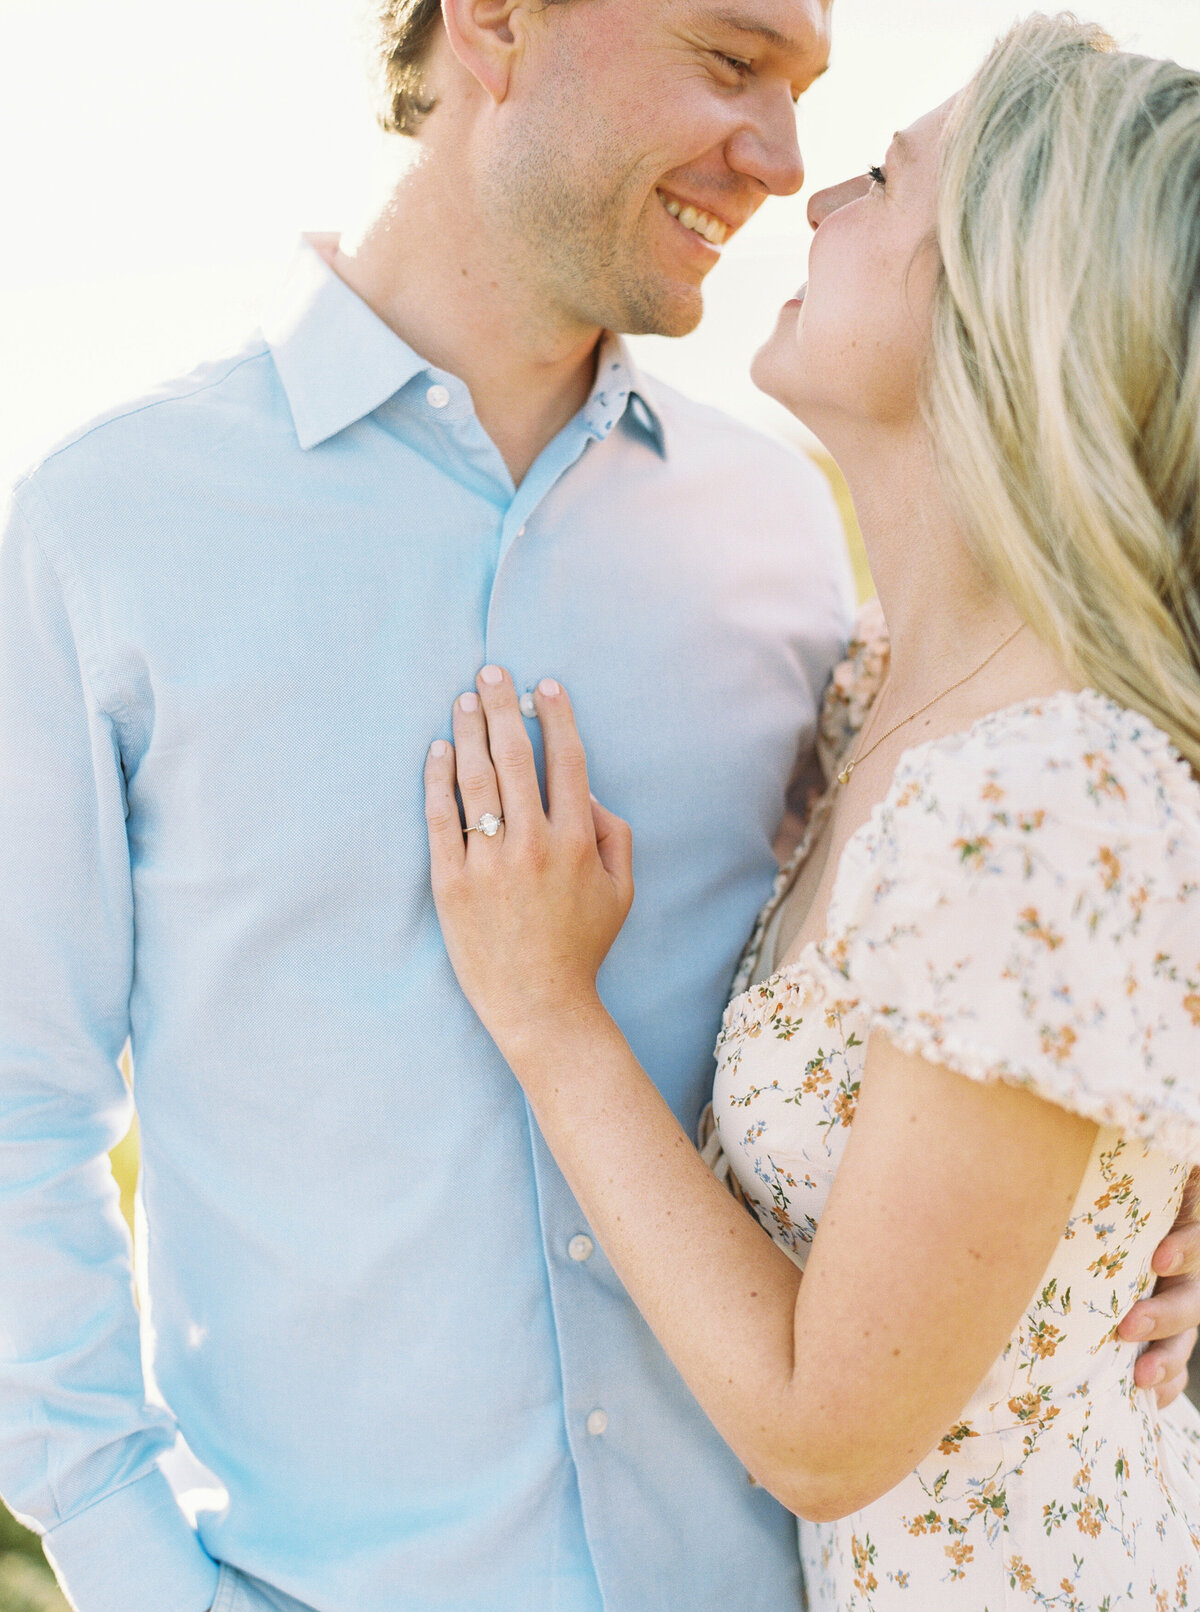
left=0, top=482, right=218, bottom=1612
left=810, top=697, right=1200, bottom=1163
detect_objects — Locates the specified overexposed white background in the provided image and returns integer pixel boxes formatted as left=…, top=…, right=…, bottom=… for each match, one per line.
left=2, top=0, right=1199, bottom=483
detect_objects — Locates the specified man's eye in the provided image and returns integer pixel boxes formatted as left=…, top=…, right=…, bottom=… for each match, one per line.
left=714, top=52, right=753, bottom=78
left=868, top=165, right=887, bottom=187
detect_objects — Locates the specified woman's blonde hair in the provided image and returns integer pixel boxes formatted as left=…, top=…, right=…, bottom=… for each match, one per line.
left=926, top=13, right=1200, bottom=770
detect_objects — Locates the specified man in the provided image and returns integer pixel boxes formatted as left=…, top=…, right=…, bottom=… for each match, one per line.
left=1, top=3, right=1196, bottom=1610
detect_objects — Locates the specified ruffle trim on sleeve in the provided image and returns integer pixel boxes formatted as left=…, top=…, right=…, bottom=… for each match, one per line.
left=805, top=937, right=1200, bottom=1162
left=804, top=690, right=1200, bottom=1165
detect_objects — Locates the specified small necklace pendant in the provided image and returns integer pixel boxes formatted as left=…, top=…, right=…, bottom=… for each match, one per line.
left=837, top=762, right=854, bottom=786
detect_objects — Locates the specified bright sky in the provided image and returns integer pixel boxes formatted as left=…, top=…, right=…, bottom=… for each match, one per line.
left=2, top=0, right=1199, bottom=481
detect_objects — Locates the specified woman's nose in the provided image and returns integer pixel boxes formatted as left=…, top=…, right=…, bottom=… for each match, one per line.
left=808, top=173, right=874, bottom=231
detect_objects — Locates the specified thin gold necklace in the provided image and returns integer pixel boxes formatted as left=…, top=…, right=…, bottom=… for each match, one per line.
left=836, top=622, right=1026, bottom=786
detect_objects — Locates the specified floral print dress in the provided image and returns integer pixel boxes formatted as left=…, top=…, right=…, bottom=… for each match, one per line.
left=712, top=609, right=1200, bottom=1609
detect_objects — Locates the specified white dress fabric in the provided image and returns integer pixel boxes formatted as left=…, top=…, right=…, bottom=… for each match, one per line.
left=713, top=625, right=1200, bottom=1607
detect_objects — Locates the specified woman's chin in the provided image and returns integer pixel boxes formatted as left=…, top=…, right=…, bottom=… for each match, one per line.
left=750, top=303, right=819, bottom=420
left=750, top=342, right=817, bottom=428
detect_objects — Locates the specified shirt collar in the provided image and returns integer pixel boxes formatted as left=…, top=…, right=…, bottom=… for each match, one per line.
left=263, top=236, right=667, bottom=458
left=262, top=237, right=428, bottom=451
left=585, top=332, right=668, bottom=457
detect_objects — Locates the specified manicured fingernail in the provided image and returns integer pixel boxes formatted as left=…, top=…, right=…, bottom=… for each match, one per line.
left=479, top=665, right=504, bottom=685
left=1160, top=1250, right=1182, bottom=1275
left=430, top=740, right=449, bottom=758
left=538, top=678, right=561, bottom=697
left=1126, top=1314, right=1154, bottom=1340
left=1149, top=1363, right=1166, bottom=1386
left=459, top=692, right=479, bottom=713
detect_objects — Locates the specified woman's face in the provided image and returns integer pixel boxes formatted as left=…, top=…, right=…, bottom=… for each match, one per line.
left=752, top=99, right=951, bottom=435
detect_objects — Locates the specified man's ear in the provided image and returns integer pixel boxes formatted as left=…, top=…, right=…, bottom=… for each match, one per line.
left=441, top=0, right=527, bottom=106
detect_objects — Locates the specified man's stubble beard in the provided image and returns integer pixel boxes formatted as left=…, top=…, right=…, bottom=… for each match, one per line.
left=485, top=132, right=704, bottom=339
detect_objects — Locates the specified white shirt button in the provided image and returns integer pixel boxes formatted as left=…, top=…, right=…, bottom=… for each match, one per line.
left=567, top=1233, right=594, bottom=1262
left=426, top=384, right=451, bottom=410
left=519, top=692, right=538, bottom=720
left=586, top=1408, right=608, bottom=1437
left=517, top=525, right=527, bottom=537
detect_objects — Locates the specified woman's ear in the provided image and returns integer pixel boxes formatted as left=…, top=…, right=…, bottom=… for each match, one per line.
left=440, top=0, right=526, bottom=106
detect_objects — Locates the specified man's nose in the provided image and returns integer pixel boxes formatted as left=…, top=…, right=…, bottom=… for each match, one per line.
left=808, top=174, right=873, bottom=230
left=726, top=96, right=806, bottom=198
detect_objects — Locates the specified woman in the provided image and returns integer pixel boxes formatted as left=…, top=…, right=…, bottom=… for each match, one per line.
left=424, top=15, right=1200, bottom=1605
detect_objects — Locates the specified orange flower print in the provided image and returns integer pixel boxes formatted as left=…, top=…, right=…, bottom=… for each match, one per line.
left=1019, top=907, right=1064, bottom=950
left=1008, top=1556, right=1036, bottom=1592
left=1088, top=1248, right=1128, bottom=1279
left=945, top=1539, right=975, bottom=1579
left=1083, top=750, right=1127, bottom=799
left=799, top=1066, right=833, bottom=1097
left=954, top=834, right=993, bottom=869
left=850, top=1533, right=878, bottom=1596
left=1008, top=1391, right=1060, bottom=1427
left=1017, top=810, right=1046, bottom=833
left=1074, top=1495, right=1103, bottom=1537
left=906, top=1510, right=943, bottom=1536
left=1028, top=1320, right=1062, bottom=1359
left=967, top=1484, right=1008, bottom=1522
left=1039, top=1024, right=1078, bottom=1063
left=832, top=1086, right=859, bottom=1127
left=1184, top=991, right=1200, bottom=1028
left=1096, top=846, right=1121, bottom=890
left=938, top=1421, right=980, bottom=1456
left=981, top=778, right=1005, bottom=803
left=1094, top=1175, right=1133, bottom=1209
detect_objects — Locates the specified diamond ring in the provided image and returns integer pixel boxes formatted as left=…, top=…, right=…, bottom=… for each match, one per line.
left=464, top=812, right=504, bottom=838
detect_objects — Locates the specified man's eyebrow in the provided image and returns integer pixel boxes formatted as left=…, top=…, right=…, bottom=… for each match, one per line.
left=711, top=10, right=809, bottom=54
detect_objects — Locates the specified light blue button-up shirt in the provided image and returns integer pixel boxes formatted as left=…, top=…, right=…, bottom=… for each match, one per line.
left=0, top=241, right=853, bottom=1612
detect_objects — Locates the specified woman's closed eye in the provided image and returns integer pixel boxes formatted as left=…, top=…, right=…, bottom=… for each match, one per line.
left=868, top=164, right=887, bottom=187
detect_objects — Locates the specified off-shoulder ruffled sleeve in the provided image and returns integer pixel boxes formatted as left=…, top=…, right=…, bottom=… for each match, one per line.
left=809, top=689, right=1200, bottom=1163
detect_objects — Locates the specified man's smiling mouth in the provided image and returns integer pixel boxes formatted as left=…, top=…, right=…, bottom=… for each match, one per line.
left=657, top=189, right=730, bottom=247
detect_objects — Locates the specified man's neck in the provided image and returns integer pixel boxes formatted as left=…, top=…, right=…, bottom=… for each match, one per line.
left=328, top=155, right=603, bottom=486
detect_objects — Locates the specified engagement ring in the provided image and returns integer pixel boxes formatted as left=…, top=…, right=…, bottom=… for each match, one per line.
left=465, top=812, right=503, bottom=838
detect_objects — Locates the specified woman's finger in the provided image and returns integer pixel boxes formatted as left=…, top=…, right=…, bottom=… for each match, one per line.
left=1133, top=1319, right=1196, bottom=1384
left=590, top=794, right=635, bottom=910
left=535, top=679, right=593, bottom=834
left=1154, top=1367, right=1190, bottom=1410
left=1119, top=1271, right=1200, bottom=1345
left=425, top=739, right=465, bottom=874
left=475, top=665, right=545, bottom=833
left=1151, top=1212, right=1200, bottom=1279
left=452, top=691, right=504, bottom=844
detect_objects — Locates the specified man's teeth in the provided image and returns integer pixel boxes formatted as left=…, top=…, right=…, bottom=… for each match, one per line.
left=659, top=193, right=729, bottom=246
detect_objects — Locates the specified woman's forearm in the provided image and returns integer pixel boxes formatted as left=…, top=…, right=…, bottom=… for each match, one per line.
left=500, top=1000, right=811, bottom=1500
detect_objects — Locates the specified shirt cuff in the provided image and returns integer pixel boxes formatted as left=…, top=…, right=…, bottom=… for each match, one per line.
left=41, top=1466, right=219, bottom=1612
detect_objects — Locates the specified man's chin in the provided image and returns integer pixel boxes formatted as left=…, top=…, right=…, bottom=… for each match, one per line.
left=618, top=283, right=705, bottom=340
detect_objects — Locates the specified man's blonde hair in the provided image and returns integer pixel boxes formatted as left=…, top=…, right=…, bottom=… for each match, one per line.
left=926, top=13, right=1200, bottom=769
